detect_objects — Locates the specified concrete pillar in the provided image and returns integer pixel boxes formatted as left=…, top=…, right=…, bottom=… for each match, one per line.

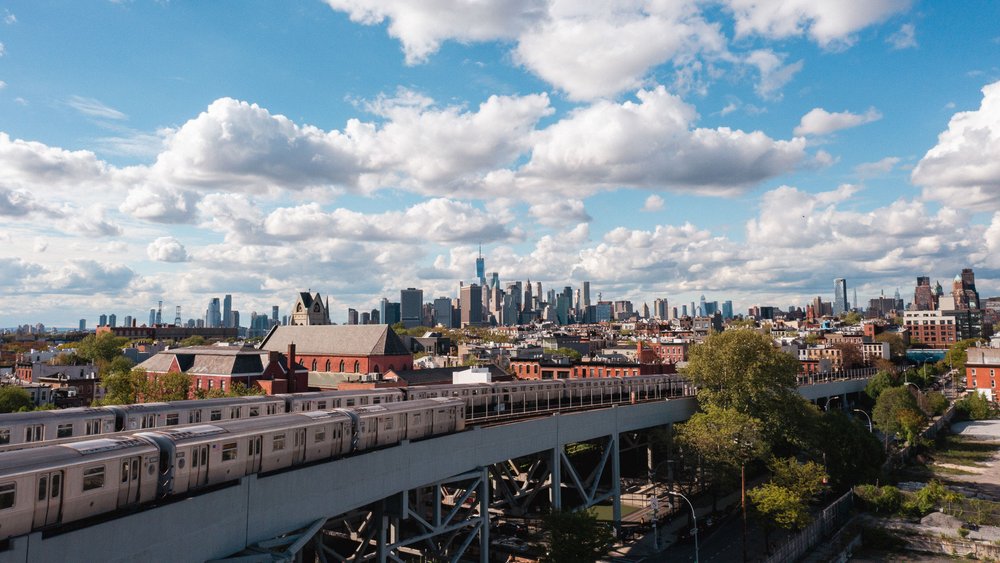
left=550, top=445, right=562, bottom=510
left=611, top=434, right=622, bottom=536
left=479, top=467, right=490, bottom=563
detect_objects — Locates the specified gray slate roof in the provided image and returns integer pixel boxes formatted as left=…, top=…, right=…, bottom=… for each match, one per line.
left=137, top=346, right=270, bottom=376
left=258, top=325, right=410, bottom=357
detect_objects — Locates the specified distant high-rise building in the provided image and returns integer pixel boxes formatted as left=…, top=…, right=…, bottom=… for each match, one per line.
left=272, top=306, right=279, bottom=324
left=205, top=297, right=222, bottom=328
left=913, top=276, right=938, bottom=311
left=108, top=314, right=117, bottom=328
left=347, top=308, right=359, bottom=325
left=833, top=278, right=848, bottom=315
left=380, top=298, right=401, bottom=326
left=148, top=308, right=156, bottom=327
left=401, top=288, right=423, bottom=328
left=433, top=297, right=453, bottom=328
left=475, top=247, right=486, bottom=286
left=654, top=298, right=669, bottom=320
left=523, top=280, right=533, bottom=312
left=682, top=305, right=688, bottom=317
left=722, top=300, right=733, bottom=320
left=231, top=311, right=240, bottom=329
left=370, top=309, right=379, bottom=324
left=595, top=302, right=613, bottom=323
left=583, top=281, right=591, bottom=309
left=535, top=282, right=543, bottom=306
left=123, top=315, right=132, bottom=328
left=489, top=272, right=500, bottom=289
left=461, top=284, right=483, bottom=327
left=953, top=268, right=981, bottom=310
left=99, top=314, right=108, bottom=327
left=79, top=319, right=86, bottom=331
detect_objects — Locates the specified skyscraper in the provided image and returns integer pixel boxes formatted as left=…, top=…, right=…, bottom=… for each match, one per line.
left=475, top=247, right=486, bottom=287
left=272, top=306, right=279, bottom=325
left=460, top=284, right=483, bottom=327
left=109, top=314, right=117, bottom=328
left=953, top=268, right=981, bottom=310
left=722, top=300, right=734, bottom=320
left=433, top=297, right=454, bottom=328
left=223, top=294, right=233, bottom=328
left=833, top=278, right=848, bottom=315
left=99, top=314, right=108, bottom=327
left=583, top=281, right=591, bottom=309
left=523, top=280, right=533, bottom=312
left=148, top=308, right=156, bottom=327
left=654, top=298, right=669, bottom=320
left=913, top=276, right=938, bottom=310
left=401, top=288, right=423, bottom=328
left=347, top=308, right=359, bottom=325
left=380, top=298, right=401, bottom=326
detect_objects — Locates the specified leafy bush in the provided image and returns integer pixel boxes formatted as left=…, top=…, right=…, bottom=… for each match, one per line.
left=955, top=392, right=995, bottom=420
left=958, top=527, right=970, bottom=538
left=855, top=485, right=903, bottom=514
left=926, top=392, right=949, bottom=416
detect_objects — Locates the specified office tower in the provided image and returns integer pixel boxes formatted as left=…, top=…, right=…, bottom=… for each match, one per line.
left=347, top=308, right=359, bottom=325
left=953, top=268, right=981, bottom=310
left=361, top=311, right=371, bottom=325
left=124, top=315, right=132, bottom=328
left=461, top=284, right=483, bottom=327
left=690, top=302, right=696, bottom=317
left=535, top=282, right=542, bottom=305
left=523, top=280, right=533, bottom=312
left=833, top=278, right=848, bottom=315
left=370, top=309, right=379, bottom=324
left=722, top=300, right=734, bottom=320
left=109, top=314, right=117, bottom=328
left=99, top=314, right=108, bottom=327
left=205, top=297, right=222, bottom=328
left=272, top=306, right=279, bottom=324
left=595, top=302, right=613, bottom=323
left=380, top=298, right=401, bottom=326
left=699, top=295, right=707, bottom=317
left=574, top=289, right=582, bottom=315
left=671, top=307, right=678, bottom=319
left=223, top=294, right=233, bottom=327
left=400, top=288, right=423, bottom=328
left=433, top=297, right=454, bottom=328
left=642, top=303, right=650, bottom=319
left=231, top=311, right=240, bottom=329
left=489, top=272, right=500, bottom=289
left=148, top=309, right=156, bottom=326
left=913, top=276, right=938, bottom=310
left=475, top=247, right=486, bottom=286
left=682, top=305, right=688, bottom=317
left=556, top=293, right=570, bottom=325
left=583, top=281, right=591, bottom=309
left=78, top=319, right=86, bottom=331
left=654, top=298, right=669, bottom=320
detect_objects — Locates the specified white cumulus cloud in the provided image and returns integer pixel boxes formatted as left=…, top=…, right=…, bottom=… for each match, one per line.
left=147, top=237, right=189, bottom=262
left=913, top=80, right=1000, bottom=210
left=794, top=107, right=883, bottom=136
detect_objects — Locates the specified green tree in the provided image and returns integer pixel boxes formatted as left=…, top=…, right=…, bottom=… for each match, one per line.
left=832, top=342, right=864, bottom=369
left=678, top=405, right=769, bottom=469
left=75, top=332, right=130, bottom=366
left=0, top=386, right=34, bottom=413
left=100, top=368, right=149, bottom=405
left=943, top=338, right=981, bottom=372
left=874, top=333, right=906, bottom=359
left=540, top=509, right=615, bottom=563
left=842, top=311, right=862, bottom=325
left=768, top=457, right=828, bottom=502
left=178, top=335, right=207, bottom=347
left=873, top=386, right=925, bottom=443
left=865, top=370, right=898, bottom=401
left=748, top=482, right=810, bottom=550
left=147, top=372, right=191, bottom=401
left=956, top=392, right=994, bottom=420
left=682, top=330, right=802, bottom=443
left=808, top=411, right=885, bottom=491
left=553, top=347, right=582, bottom=361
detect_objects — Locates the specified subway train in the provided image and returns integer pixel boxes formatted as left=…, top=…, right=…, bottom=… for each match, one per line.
left=0, top=375, right=688, bottom=449
left=0, top=398, right=466, bottom=540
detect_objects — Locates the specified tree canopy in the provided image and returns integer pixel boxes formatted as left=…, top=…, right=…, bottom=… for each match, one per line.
left=75, top=332, right=129, bottom=365
left=540, top=509, right=615, bottom=563
left=677, top=405, right=769, bottom=470
left=0, top=387, right=34, bottom=413
left=872, top=386, right=925, bottom=443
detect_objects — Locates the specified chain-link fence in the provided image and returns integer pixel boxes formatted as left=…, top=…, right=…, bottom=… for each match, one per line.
left=763, top=490, right=855, bottom=563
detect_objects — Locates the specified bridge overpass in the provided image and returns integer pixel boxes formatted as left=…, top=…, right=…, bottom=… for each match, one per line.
left=1, top=375, right=871, bottom=563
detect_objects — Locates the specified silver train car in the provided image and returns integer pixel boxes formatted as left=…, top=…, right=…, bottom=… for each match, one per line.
left=0, top=398, right=465, bottom=540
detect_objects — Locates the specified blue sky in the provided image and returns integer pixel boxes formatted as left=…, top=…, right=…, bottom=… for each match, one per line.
left=1, top=1, right=999, bottom=327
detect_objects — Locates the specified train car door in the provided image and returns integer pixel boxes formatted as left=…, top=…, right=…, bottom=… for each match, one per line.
left=246, top=435, right=263, bottom=474
left=292, top=429, right=306, bottom=464
left=32, top=471, right=62, bottom=528
left=190, top=444, right=210, bottom=488
left=117, top=456, right=142, bottom=507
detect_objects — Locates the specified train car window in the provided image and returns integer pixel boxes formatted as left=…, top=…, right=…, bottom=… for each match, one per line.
left=85, top=419, right=101, bottom=435
left=210, top=409, right=222, bottom=421
left=346, top=399, right=356, bottom=407
left=373, top=397, right=381, bottom=404
left=166, top=414, right=180, bottom=426
left=384, top=418, right=393, bottom=430
left=250, top=407, right=260, bottom=417
left=57, top=423, right=74, bottom=438
left=38, top=476, right=47, bottom=501
left=273, top=434, right=286, bottom=451
left=0, top=428, right=8, bottom=444
left=221, top=443, right=238, bottom=462
left=121, top=461, right=130, bottom=483
left=83, top=466, right=105, bottom=491
left=0, top=483, right=15, bottom=510
left=25, top=425, right=42, bottom=442
left=317, top=401, right=327, bottom=410
left=141, top=414, right=155, bottom=429
left=314, top=429, right=326, bottom=443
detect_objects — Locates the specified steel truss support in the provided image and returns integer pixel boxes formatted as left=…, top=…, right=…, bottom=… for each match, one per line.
left=313, top=468, right=490, bottom=563
left=489, top=457, right=551, bottom=516
left=548, top=433, right=622, bottom=535
left=209, top=518, right=328, bottom=563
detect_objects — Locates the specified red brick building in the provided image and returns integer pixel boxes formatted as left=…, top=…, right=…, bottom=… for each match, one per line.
left=637, top=341, right=688, bottom=364
left=137, top=346, right=307, bottom=397
left=966, top=345, right=1000, bottom=401
left=508, top=357, right=676, bottom=380
left=258, top=325, right=413, bottom=377
left=904, top=310, right=958, bottom=347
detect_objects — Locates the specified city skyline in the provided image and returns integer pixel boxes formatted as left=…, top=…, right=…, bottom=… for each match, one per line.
left=2, top=2, right=1000, bottom=327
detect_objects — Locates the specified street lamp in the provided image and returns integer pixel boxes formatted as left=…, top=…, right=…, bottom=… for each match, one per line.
left=853, top=408, right=873, bottom=433
left=666, top=490, right=699, bottom=563
left=647, top=460, right=674, bottom=551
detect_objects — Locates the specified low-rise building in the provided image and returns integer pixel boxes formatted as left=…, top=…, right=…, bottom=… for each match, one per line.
left=138, top=346, right=307, bottom=396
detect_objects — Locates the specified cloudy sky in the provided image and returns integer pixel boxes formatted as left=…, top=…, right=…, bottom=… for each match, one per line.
left=1, top=1, right=999, bottom=327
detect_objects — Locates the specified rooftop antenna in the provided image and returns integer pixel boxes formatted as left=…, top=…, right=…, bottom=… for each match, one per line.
left=174, top=305, right=182, bottom=325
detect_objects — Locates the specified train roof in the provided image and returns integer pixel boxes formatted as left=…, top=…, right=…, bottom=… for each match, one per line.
left=276, top=389, right=403, bottom=399
left=111, top=395, right=283, bottom=412
left=351, top=397, right=463, bottom=415
left=0, top=436, right=157, bottom=477
left=139, top=413, right=352, bottom=444
left=0, top=406, right=114, bottom=424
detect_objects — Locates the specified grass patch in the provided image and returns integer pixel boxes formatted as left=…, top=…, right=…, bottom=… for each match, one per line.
left=929, top=464, right=977, bottom=476
left=933, top=436, right=998, bottom=467
left=590, top=504, right=641, bottom=521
